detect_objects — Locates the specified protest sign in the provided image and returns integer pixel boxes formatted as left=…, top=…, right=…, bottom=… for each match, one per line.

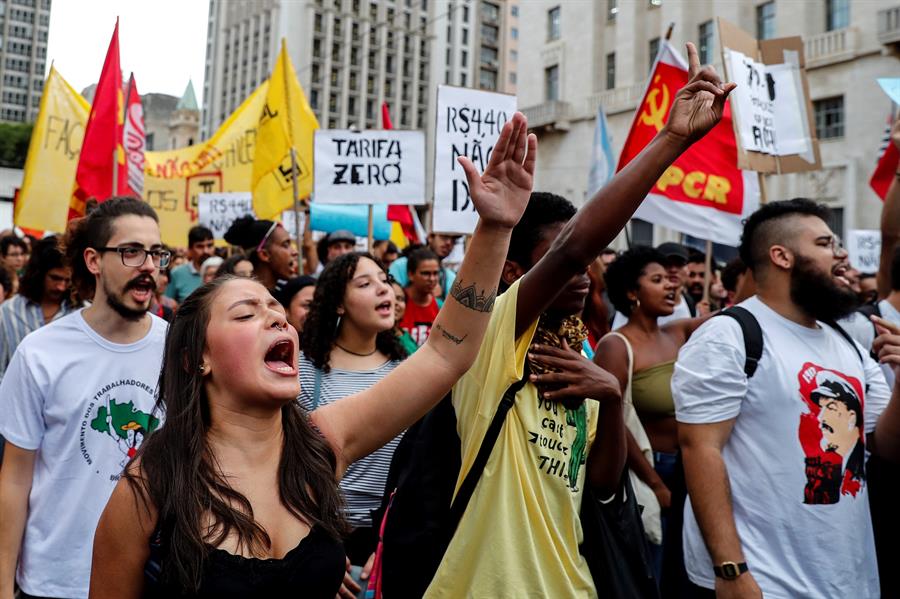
left=847, top=229, right=881, bottom=273
left=313, top=130, right=425, bottom=205
left=198, top=193, right=254, bottom=239
left=718, top=18, right=820, bottom=174
left=878, top=78, right=900, bottom=105
left=433, top=85, right=517, bottom=234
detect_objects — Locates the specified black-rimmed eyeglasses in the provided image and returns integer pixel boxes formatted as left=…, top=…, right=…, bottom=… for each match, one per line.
left=97, top=247, right=172, bottom=268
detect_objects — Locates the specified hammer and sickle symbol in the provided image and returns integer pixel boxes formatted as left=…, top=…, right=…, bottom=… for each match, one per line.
left=639, top=75, right=670, bottom=132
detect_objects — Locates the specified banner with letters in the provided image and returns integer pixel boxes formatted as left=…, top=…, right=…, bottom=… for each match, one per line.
left=432, top=85, right=516, bottom=234
left=618, top=40, right=759, bottom=246
left=313, top=129, right=425, bottom=205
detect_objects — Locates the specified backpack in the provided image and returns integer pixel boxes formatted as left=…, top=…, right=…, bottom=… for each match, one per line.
left=718, top=306, right=863, bottom=377
left=375, top=366, right=530, bottom=598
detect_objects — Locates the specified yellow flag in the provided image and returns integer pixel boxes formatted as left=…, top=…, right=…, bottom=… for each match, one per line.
left=252, top=39, right=319, bottom=220
left=16, top=67, right=90, bottom=233
left=143, top=82, right=268, bottom=247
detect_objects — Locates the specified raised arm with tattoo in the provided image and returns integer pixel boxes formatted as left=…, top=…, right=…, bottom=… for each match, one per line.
left=312, top=113, right=537, bottom=469
left=515, top=43, right=736, bottom=337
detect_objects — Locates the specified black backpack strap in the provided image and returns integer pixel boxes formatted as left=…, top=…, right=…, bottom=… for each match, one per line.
left=717, top=306, right=763, bottom=378
left=447, top=361, right=531, bottom=533
left=825, top=320, right=864, bottom=365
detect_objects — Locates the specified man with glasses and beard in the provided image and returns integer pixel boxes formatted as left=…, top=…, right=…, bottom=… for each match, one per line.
left=670, top=198, right=900, bottom=598
left=0, top=197, right=168, bottom=599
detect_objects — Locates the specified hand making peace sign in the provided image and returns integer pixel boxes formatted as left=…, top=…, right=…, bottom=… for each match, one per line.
left=664, top=42, right=737, bottom=146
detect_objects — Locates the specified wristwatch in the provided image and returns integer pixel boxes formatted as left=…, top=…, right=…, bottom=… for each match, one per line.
left=713, top=561, right=748, bottom=580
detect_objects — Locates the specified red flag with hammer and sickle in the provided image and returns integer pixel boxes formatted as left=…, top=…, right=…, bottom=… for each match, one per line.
left=616, top=40, right=757, bottom=244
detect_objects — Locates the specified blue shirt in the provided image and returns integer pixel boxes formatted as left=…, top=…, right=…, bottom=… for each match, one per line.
left=0, top=294, right=71, bottom=381
left=165, top=262, right=202, bottom=303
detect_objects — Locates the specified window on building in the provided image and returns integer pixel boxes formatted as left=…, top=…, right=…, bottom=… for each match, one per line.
left=756, top=2, right=775, bottom=40
left=631, top=219, right=654, bottom=246
left=482, top=2, right=499, bottom=22
left=547, top=6, right=561, bottom=41
left=510, top=49, right=518, bottom=62
left=698, top=20, right=714, bottom=64
left=461, top=72, right=467, bottom=86
left=511, top=5, right=518, bottom=17
left=510, top=72, right=517, bottom=84
left=814, top=96, right=844, bottom=139
left=462, top=27, right=468, bottom=44
left=826, top=0, right=849, bottom=31
left=481, top=46, right=498, bottom=65
left=482, top=24, right=498, bottom=45
left=827, top=206, right=845, bottom=239
left=648, top=37, right=659, bottom=72
left=607, top=0, right=618, bottom=19
left=461, top=50, right=468, bottom=67
left=545, top=64, right=559, bottom=101
left=479, top=69, right=497, bottom=90
left=511, top=27, right=518, bottom=39
left=463, top=5, right=469, bottom=21
left=606, top=52, right=615, bottom=90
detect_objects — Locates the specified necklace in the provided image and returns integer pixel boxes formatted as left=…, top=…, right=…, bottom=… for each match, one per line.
left=335, top=342, right=378, bottom=357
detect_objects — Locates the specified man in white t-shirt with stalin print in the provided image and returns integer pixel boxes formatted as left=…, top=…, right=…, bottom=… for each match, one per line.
left=673, top=198, right=900, bottom=599
left=0, top=197, right=169, bottom=599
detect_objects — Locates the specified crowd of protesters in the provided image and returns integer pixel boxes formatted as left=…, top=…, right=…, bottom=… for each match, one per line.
left=2, top=43, right=900, bottom=599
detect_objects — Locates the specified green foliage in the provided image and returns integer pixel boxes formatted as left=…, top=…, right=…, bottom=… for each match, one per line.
left=0, top=122, right=34, bottom=169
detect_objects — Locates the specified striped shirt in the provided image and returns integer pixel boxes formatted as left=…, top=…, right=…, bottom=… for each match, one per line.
left=0, top=295, right=71, bottom=381
left=298, top=354, right=403, bottom=528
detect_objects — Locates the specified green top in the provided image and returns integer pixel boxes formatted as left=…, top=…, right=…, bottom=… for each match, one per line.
left=397, top=329, right=418, bottom=356
left=631, top=360, right=676, bottom=418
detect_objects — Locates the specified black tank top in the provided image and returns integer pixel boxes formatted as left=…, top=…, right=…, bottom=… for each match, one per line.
left=144, top=525, right=346, bottom=598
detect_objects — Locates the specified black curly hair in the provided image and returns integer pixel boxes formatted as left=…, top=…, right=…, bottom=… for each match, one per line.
left=300, top=252, right=406, bottom=372
left=507, top=192, right=577, bottom=269
left=604, top=246, right=668, bottom=317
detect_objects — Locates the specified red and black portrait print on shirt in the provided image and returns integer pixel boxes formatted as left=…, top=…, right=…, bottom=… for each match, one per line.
left=399, top=293, right=440, bottom=347
left=797, top=362, right=866, bottom=505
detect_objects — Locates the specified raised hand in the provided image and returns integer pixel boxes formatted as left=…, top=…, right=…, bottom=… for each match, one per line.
left=872, top=316, right=900, bottom=380
left=457, top=111, right=536, bottom=230
left=664, top=42, right=737, bottom=146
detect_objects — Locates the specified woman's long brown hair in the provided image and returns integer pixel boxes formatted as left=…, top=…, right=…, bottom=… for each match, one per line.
left=125, top=276, right=347, bottom=590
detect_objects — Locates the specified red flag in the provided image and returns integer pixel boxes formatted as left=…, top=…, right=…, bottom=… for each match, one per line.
left=69, top=19, right=125, bottom=220
left=617, top=41, right=758, bottom=245
left=123, top=73, right=145, bottom=197
left=870, top=140, right=899, bottom=201
left=382, top=102, right=422, bottom=243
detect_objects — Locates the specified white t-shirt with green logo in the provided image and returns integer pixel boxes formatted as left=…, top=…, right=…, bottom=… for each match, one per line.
left=0, top=309, right=166, bottom=599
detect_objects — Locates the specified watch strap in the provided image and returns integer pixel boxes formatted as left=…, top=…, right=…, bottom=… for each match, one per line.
left=713, top=561, right=748, bottom=580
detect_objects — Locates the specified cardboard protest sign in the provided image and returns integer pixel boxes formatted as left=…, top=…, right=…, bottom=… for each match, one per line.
left=313, top=130, right=425, bottom=205
left=847, top=230, right=881, bottom=273
left=198, top=193, right=254, bottom=239
left=433, top=85, right=517, bottom=234
left=718, top=18, right=821, bottom=174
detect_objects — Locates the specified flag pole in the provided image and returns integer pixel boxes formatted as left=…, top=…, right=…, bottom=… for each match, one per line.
left=290, top=147, right=302, bottom=243
left=282, top=39, right=304, bottom=262
left=702, top=239, right=713, bottom=306
left=111, top=148, right=118, bottom=197
left=367, top=205, right=374, bottom=251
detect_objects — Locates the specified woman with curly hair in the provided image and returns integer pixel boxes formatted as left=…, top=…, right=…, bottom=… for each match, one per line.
left=298, top=252, right=408, bottom=595
left=87, top=112, right=537, bottom=598
left=596, top=246, right=712, bottom=593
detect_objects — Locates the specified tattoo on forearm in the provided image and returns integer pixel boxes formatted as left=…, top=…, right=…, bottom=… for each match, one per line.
left=449, top=279, right=497, bottom=313
left=434, top=323, right=468, bottom=345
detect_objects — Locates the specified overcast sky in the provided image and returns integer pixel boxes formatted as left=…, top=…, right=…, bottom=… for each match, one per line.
left=46, top=0, right=210, bottom=104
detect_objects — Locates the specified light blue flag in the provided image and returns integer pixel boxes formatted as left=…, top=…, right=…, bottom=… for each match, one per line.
left=309, top=203, right=393, bottom=239
left=587, top=105, right=616, bottom=199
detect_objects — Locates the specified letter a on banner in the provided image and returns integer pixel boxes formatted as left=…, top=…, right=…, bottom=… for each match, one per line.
left=16, top=67, right=90, bottom=233
left=252, top=39, right=319, bottom=220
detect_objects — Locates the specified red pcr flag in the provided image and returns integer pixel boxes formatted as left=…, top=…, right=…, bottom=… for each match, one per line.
left=617, top=40, right=759, bottom=245
left=382, top=102, right=422, bottom=244
left=870, top=140, right=899, bottom=201
left=69, top=19, right=125, bottom=220
left=122, top=73, right=145, bottom=197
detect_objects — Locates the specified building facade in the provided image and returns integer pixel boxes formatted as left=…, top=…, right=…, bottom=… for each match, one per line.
left=519, top=0, right=900, bottom=249
left=0, top=0, right=51, bottom=123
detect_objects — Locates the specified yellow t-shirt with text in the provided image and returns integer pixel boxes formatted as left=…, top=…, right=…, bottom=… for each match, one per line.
left=425, top=279, right=600, bottom=598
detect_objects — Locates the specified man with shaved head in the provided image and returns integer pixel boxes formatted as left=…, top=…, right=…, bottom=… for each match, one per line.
left=672, top=198, right=900, bottom=597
